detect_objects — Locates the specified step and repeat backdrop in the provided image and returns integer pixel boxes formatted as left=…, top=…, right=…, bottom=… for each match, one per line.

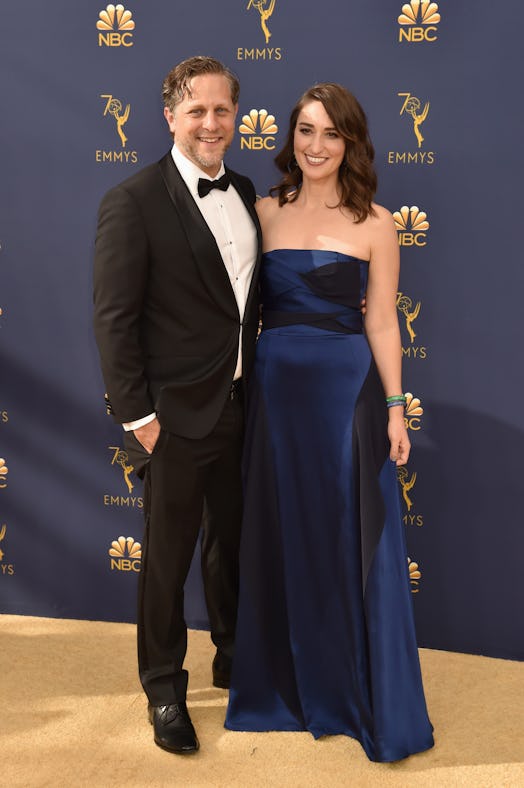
left=1, top=2, right=523, bottom=659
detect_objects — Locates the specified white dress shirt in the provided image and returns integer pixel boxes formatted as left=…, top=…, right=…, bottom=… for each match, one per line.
left=123, top=144, right=257, bottom=431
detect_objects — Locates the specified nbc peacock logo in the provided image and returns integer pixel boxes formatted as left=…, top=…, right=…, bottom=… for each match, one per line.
left=97, top=4, right=135, bottom=47
left=0, top=457, right=8, bottom=489
left=408, top=557, right=422, bottom=592
left=109, top=535, right=142, bottom=572
left=393, top=205, right=429, bottom=247
left=398, top=0, right=440, bottom=43
left=404, top=392, right=423, bottom=431
left=239, top=109, right=278, bottom=151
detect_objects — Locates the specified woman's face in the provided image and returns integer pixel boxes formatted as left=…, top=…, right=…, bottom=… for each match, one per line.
left=293, top=100, right=346, bottom=182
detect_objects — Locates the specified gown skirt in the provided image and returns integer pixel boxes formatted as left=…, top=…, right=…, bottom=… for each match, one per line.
left=225, top=250, right=434, bottom=762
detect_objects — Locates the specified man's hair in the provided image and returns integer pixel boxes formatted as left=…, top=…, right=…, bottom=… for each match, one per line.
left=162, top=56, right=240, bottom=112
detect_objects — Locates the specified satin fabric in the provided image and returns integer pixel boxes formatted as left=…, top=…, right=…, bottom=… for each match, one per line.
left=226, top=250, right=434, bottom=762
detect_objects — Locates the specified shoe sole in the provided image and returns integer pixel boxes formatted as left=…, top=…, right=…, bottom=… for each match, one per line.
left=153, top=736, right=200, bottom=755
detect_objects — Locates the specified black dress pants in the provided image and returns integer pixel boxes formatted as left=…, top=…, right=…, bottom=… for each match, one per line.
left=124, top=392, right=244, bottom=705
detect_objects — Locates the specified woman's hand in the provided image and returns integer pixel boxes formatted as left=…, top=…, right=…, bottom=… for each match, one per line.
left=387, top=409, right=410, bottom=465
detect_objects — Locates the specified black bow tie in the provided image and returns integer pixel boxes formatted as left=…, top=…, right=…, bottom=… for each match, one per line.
left=197, top=172, right=230, bottom=198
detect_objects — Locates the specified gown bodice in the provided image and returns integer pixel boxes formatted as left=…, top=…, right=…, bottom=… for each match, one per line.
left=261, top=249, right=369, bottom=334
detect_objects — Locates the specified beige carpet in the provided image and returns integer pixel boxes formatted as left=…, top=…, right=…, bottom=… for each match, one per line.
left=1, top=615, right=523, bottom=787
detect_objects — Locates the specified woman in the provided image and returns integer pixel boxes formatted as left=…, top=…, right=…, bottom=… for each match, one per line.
left=225, top=83, right=434, bottom=762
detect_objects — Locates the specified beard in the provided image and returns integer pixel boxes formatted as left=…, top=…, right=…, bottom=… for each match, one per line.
left=179, top=135, right=233, bottom=174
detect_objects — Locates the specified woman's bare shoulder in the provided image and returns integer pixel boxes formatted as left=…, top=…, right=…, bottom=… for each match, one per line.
left=369, top=202, right=395, bottom=225
left=366, top=202, right=397, bottom=240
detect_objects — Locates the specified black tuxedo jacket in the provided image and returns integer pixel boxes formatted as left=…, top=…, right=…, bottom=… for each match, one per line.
left=93, top=152, right=262, bottom=439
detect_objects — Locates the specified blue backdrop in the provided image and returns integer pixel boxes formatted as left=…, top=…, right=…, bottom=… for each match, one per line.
left=1, top=1, right=523, bottom=660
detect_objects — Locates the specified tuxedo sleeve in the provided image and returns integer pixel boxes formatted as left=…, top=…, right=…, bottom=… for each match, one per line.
left=93, top=184, right=153, bottom=424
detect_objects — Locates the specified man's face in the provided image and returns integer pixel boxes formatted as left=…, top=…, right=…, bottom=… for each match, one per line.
left=164, top=74, right=238, bottom=177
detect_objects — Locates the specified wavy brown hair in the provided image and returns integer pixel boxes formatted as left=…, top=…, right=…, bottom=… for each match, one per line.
left=162, top=56, right=240, bottom=112
left=271, top=83, right=377, bottom=223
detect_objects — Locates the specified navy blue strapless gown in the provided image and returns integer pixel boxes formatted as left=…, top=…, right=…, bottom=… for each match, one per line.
left=225, top=250, right=434, bottom=762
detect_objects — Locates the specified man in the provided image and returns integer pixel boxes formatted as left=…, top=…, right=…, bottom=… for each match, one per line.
left=93, top=56, right=261, bottom=755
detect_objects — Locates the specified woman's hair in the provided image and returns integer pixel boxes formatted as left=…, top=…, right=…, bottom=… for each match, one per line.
left=270, top=83, right=377, bottom=223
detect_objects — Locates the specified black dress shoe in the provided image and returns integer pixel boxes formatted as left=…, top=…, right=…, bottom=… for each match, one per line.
left=148, top=702, right=199, bottom=754
left=212, top=652, right=232, bottom=689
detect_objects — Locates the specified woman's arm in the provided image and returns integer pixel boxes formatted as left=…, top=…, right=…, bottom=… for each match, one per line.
left=363, top=206, right=410, bottom=465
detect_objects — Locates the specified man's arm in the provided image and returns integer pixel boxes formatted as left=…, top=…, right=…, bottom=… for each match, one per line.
left=93, top=185, right=154, bottom=424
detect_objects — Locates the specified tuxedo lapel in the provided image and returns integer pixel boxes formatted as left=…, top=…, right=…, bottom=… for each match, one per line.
left=158, top=154, right=239, bottom=319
